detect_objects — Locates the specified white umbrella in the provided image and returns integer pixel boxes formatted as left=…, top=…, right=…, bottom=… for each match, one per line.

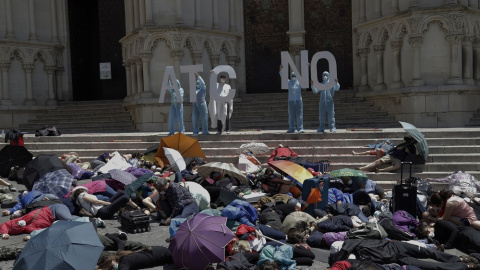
left=163, top=147, right=186, bottom=172
left=238, top=142, right=270, bottom=155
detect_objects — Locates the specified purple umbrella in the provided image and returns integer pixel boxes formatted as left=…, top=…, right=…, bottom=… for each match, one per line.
left=168, top=213, right=235, bottom=270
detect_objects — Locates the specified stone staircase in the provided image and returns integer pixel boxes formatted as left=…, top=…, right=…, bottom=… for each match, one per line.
left=17, top=128, right=480, bottom=190
left=19, top=100, right=137, bottom=133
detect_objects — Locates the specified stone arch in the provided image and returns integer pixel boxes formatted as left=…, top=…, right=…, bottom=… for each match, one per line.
left=376, top=27, right=390, bottom=45
left=392, top=21, right=409, bottom=39
left=418, top=15, right=454, bottom=35
left=145, top=34, right=175, bottom=52
left=8, top=48, right=28, bottom=65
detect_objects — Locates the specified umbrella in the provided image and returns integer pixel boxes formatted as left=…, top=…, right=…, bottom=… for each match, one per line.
left=32, top=169, right=74, bottom=198
left=163, top=147, right=186, bottom=172
left=330, top=168, right=368, bottom=178
left=109, top=169, right=137, bottom=185
left=238, top=142, right=270, bottom=155
left=168, top=213, right=235, bottom=270
left=399, top=121, right=429, bottom=160
left=267, top=160, right=313, bottom=186
left=21, top=154, right=66, bottom=191
left=0, top=145, right=33, bottom=177
left=197, top=162, right=249, bottom=185
left=155, top=133, right=206, bottom=167
left=13, top=220, right=103, bottom=270
left=124, top=172, right=154, bottom=198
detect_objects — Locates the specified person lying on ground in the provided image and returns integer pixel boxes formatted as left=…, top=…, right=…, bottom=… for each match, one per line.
left=95, top=246, right=173, bottom=270
left=2, top=190, right=58, bottom=217
left=70, top=186, right=132, bottom=219
left=352, top=139, right=393, bottom=158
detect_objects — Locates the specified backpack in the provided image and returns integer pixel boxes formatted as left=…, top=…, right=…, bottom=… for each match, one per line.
left=346, top=222, right=388, bottom=240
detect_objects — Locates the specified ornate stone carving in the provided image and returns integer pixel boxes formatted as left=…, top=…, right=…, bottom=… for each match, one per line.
left=390, top=40, right=403, bottom=50
left=373, top=45, right=385, bottom=54
left=408, top=36, right=423, bottom=48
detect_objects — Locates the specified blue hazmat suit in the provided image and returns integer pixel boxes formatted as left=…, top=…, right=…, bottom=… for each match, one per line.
left=311, top=71, right=340, bottom=132
left=192, top=76, right=209, bottom=135
left=168, top=80, right=185, bottom=135
left=280, top=71, right=304, bottom=133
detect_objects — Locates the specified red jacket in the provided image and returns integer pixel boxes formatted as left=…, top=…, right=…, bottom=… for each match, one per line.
left=0, top=206, right=54, bottom=235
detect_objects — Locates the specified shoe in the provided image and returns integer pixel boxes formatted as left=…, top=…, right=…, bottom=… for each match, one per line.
left=116, top=230, right=128, bottom=240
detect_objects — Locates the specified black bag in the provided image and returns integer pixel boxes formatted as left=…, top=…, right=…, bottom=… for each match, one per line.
left=391, top=162, right=417, bottom=218
left=346, top=223, right=387, bottom=240
left=119, top=210, right=151, bottom=233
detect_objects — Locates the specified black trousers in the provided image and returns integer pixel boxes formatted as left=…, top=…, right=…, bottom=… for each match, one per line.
left=217, top=103, right=231, bottom=133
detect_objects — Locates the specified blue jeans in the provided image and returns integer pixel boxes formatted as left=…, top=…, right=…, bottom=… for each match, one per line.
left=318, top=100, right=335, bottom=132
left=168, top=103, right=185, bottom=135
left=192, top=102, right=209, bottom=135
left=288, top=100, right=303, bottom=132
left=48, top=204, right=80, bottom=220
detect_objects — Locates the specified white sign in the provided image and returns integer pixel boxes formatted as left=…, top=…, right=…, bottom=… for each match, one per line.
left=99, top=62, right=111, bottom=80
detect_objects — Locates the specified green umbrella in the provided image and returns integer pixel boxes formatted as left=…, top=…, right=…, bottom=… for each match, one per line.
left=330, top=168, right=368, bottom=178
left=399, top=121, right=429, bottom=160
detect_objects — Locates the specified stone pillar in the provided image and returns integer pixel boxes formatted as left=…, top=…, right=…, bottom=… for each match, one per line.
left=374, top=0, right=382, bottom=18
left=50, top=0, right=59, bottom=43
left=408, top=36, right=425, bottom=86
left=194, top=0, right=202, bottom=28
left=176, top=0, right=184, bottom=25
left=229, top=0, right=236, bottom=32
left=139, top=0, right=146, bottom=26
left=209, top=53, right=220, bottom=68
left=409, top=0, right=420, bottom=9
left=140, top=53, right=153, bottom=98
left=135, top=59, right=143, bottom=95
left=55, top=67, right=63, bottom=101
left=358, top=48, right=370, bottom=91
left=28, top=0, right=38, bottom=40
left=390, top=40, right=404, bottom=89
left=462, top=36, right=475, bottom=85
left=145, top=0, right=154, bottom=26
left=130, top=62, right=137, bottom=95
left=444, top=0, right=458, bottom=6
left=359, top=0, right=366, bottom=23
left=133, top=0, right=140, bottom=29
left=212, top=0, right=220, bottom=29
left=5, top=0, right=15, bottom=39
left=373, top=45, right=386, bottom=91
left=23, top=64, right=36, bottom=105
left=474, top=38, right=480, bottom=85
left=446, top=34, right=463, bottom=84
left=391, top=0, right=400, bottom=15
left=125, top=62, right=132, bottom=97
left=45, top=66, right=57, bottom=105
left=0, top=64, right=12, bottom=105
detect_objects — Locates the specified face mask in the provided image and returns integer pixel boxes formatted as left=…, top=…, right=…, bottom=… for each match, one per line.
left=220, top=79, right=226, bottom=83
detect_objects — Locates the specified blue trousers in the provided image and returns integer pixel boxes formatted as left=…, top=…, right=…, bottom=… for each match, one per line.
left=288, top=100, right=303, bottom=132
left=192, top=101, right=209, bottom=135
left=168, top=103, right=185, bottom=135
left=318, top=101, right=335, bottom=132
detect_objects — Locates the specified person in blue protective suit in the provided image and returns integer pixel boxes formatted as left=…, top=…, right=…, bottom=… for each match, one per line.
left=311, top=71, right=340, bottom=133
left=168, top=79, right=185, bottom=135
left=279, top=65, right=304, bottom=134
left=191, top=72, right=209, bottom=135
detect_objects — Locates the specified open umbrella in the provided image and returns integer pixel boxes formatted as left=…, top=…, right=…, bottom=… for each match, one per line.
left=168, top=213, right=235, bottom=270
left=155, top=133, right=206, bottom=167
left=163, top=147, right=186, bottom=172
left=32, top=169, right=74, bottom=198
left=197, top=162, right=248, bottom=185
left=330, top=168, right=368, bottom=178
left=0, top=145, right=33, bottom=177
left=267, top=160, right=313, bottom=186
left=21, top=154, right=66, bottom=191
left=399, top=121, right=429, bottom=160
left=13, top=220, right=103, bottom=270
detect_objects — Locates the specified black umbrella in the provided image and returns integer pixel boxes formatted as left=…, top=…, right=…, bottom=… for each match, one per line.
left=0, top=145, right=33, bottom=177
left=22, top=154, right=66, bottom=191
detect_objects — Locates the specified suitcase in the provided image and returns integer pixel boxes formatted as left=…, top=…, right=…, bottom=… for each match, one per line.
left=391, top=162, right=417, bottom=218
left=119, top=210, right=151, bottom=233
left=302, top=176, right=329, bottom=216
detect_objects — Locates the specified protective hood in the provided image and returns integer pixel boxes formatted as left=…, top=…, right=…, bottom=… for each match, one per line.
left=322, top=71, right=330, bottom=83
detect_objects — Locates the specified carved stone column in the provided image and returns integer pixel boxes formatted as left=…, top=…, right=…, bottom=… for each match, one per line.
left=359, top=0, right=366, bottom=23
left=444, top=0, right=458, bottom=6
left=23, top=64, right=36, bottom=105
left=130, top=62, right=137, bottom=96
left=140, top=53, right=153, bottom=98
left=212, top=0, right=220, bottom=29
left=50, top=0, right=59, bottom=43
left=192, top=52, right=203, bottom=65
left=28, top=0, right=38, bottom=41
left=45, top=66, right=57, bottom=105
left=176, top=0, right=184, bottom=25
left=194, top=0, right=202, bottom=28
left=229, top=0, right=236, bottom=32
left=125, top=62, right=132, bottom=97
left=408, top=36, right=425, bottom=86
left=374, top=0, right=382, bottom=18
left=391, top=0, right=399, bottom=15
left=55, top=67, right=63, bottom=101
left=390, top=40, right=404, bottom=89
left=462, top=36, right=475, bottom=85
left=358, top=48, right=370, bottom=91
left=209, top=53, right=220, bottom=68
left=373, top=45, right=386, bottom=91
left=139, top=0, right=146, bottom=26
left=145, top=0, right=154, bottom=26
left=135, top=59, right=143, bottom=95
left=474, top=38, right=480, bottom=85
left=446, top=34, right=463, bottom=84
left=5, top=0, right=15, bottom=39
left=0, top=64, right=12, bottom=105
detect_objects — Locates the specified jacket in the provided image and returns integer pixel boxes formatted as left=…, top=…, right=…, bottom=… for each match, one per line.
left=0, top=206, right=54, bottom=235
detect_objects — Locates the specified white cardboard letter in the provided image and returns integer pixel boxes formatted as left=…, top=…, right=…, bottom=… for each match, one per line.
left=310, top=51, right=338, bottom=90
left=180, top=64, right=204, bottom=103
left=280, top=50, right=309, bottom=89
left=158, top=66, right=182, bottom=103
